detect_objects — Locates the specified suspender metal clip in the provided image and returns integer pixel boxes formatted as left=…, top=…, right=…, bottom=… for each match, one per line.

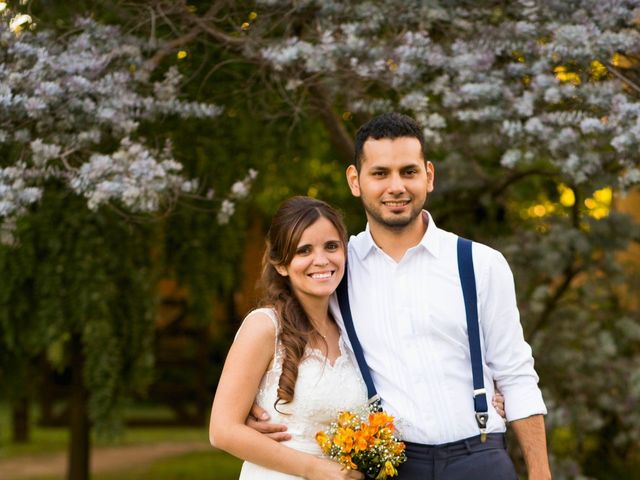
left=475, top=412, right=489, bottom=443
left=368, top=394, right=382, bottom=412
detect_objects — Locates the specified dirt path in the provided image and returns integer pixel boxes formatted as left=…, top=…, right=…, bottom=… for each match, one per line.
left=0, top=441, right=210, bottom=479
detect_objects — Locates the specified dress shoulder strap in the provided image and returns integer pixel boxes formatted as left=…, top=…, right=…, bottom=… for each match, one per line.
left=248, top=307, right=280, bottom=334
left=242, top=307, right=281, bottom=365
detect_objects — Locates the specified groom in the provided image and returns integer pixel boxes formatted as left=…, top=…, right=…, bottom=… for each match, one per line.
left=251, top=113, right=551, bottom=480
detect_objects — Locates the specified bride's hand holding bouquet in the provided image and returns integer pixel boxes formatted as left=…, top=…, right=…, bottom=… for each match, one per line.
left=316, top=405, right=406, bottom=480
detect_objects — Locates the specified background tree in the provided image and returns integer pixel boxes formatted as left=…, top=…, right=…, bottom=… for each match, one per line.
left=0, top=5, right=255, bottom=480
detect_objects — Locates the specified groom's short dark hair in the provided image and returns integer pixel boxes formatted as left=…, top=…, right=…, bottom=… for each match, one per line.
left=353, top=113, right=426, bottom=171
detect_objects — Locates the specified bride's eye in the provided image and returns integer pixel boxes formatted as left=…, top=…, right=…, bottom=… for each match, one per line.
left=296, top=245, right=312, bottom=255
left=325, top=241, right=340, bottom=251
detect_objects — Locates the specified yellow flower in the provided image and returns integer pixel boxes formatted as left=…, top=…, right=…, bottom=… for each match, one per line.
left=376, top=460, right=397, bottom=479
left=315, top=431, right=328, bottom=449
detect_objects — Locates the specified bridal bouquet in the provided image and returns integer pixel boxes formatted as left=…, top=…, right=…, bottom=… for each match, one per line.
left=315, top=404, right=406, bottom=479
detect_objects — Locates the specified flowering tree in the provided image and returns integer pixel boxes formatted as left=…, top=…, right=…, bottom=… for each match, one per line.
left=139, top=1, right=640, bottom=477
left=0, top=13, right=256, bottom=243
left=0, top=8, right=256, bottom=480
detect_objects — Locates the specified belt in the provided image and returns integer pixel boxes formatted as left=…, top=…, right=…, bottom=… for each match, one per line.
left=404, top=433, right=506, bottom=458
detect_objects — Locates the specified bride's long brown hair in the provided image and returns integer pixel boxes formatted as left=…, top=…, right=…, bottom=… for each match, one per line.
left=259, top=196, right=347, bottom=409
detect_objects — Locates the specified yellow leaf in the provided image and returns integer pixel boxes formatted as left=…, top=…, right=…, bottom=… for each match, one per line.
left=590, top=60, right=608, bottom=80
left=611, top=53, right=635, bottom=69
left=593, top=187, right=612, bottom=205
left=558, top=184, right=575, bottom=207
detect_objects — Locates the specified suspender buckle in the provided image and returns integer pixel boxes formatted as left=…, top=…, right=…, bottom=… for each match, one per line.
left=368, top=394, right=382, bottom=412
left=475, top=412, right=489, bottom=443
left=473, top=388, right=486, bottom=397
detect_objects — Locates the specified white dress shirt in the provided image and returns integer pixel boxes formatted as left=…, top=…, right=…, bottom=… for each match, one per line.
left=330, top=211, right=547, bottom=445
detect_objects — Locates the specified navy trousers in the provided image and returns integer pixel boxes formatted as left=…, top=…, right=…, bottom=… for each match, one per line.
left=396, top=433, right=518, bottom=480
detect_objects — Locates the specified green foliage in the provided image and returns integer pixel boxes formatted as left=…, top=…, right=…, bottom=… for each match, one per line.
left=0, top=187, right=157, bottom=435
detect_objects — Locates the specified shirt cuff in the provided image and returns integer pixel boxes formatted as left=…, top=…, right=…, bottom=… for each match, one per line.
left=502, top=384, right=547, bottom=422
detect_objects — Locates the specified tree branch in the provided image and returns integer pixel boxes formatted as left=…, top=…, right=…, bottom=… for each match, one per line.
left=492, top=168, right=557, bottom=197
left=307, top=83, right=355, bottom=165
left=606, top=62, right=640, bottom=95
left=186, top=12, right=246, bottom=51
left=143, top=1, right=233, bottom=73
left=527, top=263, right=582, bottom=342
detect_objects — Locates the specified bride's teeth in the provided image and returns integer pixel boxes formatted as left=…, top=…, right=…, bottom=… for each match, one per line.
left=311, top=272, right=332, bottom=279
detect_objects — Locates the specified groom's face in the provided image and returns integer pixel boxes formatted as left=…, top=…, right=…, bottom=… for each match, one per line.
left=346, top=136, right=434, bottom=230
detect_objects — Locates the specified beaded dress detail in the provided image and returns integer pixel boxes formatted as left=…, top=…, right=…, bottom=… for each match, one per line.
left=239, top=308, right=368, bottom=479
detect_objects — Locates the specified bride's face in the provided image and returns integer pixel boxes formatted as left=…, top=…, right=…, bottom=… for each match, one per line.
left=277, top=216, right=345, bottom=302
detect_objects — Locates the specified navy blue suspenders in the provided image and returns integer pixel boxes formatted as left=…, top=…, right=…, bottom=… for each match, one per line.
left=336, top=270, right=380, bottom=407
left=336, top=236, right=489, bottom=441
left=457, top=237, right=489, bottom=441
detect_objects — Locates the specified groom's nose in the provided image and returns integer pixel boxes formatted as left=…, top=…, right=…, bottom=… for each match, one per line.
left=387, top=173, right=407, bottom=194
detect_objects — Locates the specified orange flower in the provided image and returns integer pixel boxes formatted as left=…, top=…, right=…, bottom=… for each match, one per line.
left=390, top=441, right=406, bottom=455
left=353, top=430, right=370, bottom=452
left=338, top=411, right=355, bottom=426
left=369, top=412, right=394, bottom=428
left=340, top=455, right=358, bottom=470
left=334, top=427, right=355, bottom=453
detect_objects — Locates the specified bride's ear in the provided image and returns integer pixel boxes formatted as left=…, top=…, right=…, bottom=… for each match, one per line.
left=274, top=264, right=288, bottom=277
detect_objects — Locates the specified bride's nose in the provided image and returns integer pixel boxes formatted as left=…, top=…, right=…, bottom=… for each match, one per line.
left=313, top=251, right=329, bottom=266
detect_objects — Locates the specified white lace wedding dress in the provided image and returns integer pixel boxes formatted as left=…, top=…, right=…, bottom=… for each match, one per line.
left=239, top=308, right=368, bottom=479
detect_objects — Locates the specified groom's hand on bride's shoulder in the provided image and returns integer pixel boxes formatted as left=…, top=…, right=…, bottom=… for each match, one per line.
left=246, top=403, right=292, bottom=441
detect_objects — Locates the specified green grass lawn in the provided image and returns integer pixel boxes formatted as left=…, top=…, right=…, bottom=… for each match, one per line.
left=0, top=402, right=242, bottom=479
left=0, top=423, right=210, bottom=458
left=0, top=402, right=208, bottom=458
left=18, top=450, right=242, bottom=480
left=94, top=450, right=242, bottom=480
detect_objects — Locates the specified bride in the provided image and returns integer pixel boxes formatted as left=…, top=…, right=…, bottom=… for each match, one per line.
left=210, top=196, right=365, bottom=479
left=209, top=196, right=504, bottom=479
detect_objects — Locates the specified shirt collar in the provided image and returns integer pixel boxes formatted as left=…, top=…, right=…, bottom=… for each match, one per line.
left=352, top=210, right=441, bottom=260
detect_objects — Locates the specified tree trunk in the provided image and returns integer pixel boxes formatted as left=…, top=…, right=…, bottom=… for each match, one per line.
left=11, top=396, right=30, bottom=443
left=68, top=333, right=90, bottom=480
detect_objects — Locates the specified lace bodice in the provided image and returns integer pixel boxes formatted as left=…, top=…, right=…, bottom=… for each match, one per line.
left=249, top=308, right=368, bottom=454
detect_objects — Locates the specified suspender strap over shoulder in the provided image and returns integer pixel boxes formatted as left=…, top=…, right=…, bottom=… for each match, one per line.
left=457, top=236, right=489, bottom=441
left=336, top=267, right=380, bottom=407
